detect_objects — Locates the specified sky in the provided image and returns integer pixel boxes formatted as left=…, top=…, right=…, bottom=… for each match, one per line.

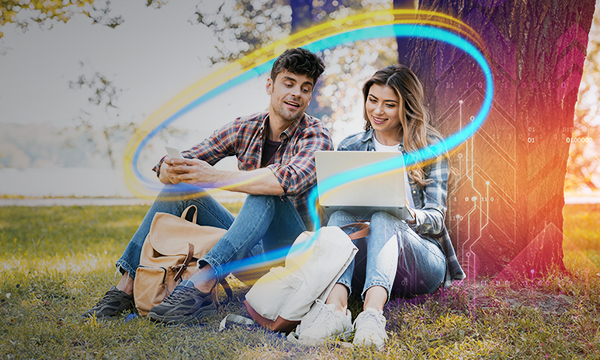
left=0, top=1, right=284, bottom=196
left=1, top=0, right=598, bottom=198
left=0, top=1, right=270, bottom=137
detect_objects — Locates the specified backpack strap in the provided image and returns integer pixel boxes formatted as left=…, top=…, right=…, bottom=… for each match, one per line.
left=210, top=278, right=233, bottom=309
left=219, top=278, right=233, bottom=301
left=340, top=222, right=370, bottom=240
left=180, top=205, right=198, bottom=222
left=171, top=243, right=194, bottom=282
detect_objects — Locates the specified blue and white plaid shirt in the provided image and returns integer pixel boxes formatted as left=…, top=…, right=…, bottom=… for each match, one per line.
left=337, top=128, right=465, bottom=288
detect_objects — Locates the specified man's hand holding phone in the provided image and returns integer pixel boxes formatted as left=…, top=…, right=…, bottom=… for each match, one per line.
left=165, top=146, right=184, bottom=160
left=161, top=146, right=218, bottom=186
left=161, top=146, right=185, bottom=184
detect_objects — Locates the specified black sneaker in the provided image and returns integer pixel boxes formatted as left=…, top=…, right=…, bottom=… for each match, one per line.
left=147, top=285, right=216, bottom=324
left=82, top=286, right=135, bottom=319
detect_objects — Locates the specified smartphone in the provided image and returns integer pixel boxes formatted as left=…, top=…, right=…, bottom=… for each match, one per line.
left=165, top=146, right=184, bottom=159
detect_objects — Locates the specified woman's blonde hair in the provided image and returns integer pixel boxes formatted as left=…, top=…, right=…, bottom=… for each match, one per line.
left=363, top=64, right=443, bottom=187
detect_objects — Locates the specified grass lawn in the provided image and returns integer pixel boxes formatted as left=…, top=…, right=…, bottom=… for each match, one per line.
left=0, top=204, right=599, bottom=359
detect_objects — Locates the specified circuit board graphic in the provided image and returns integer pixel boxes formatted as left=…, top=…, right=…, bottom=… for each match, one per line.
left=430, top=8, right=589, bottom=277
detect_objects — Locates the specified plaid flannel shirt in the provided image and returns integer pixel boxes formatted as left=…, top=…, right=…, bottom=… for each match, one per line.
left=337, top=129, right=465, bottom=288
left=153, top=112, right=333, bottom=227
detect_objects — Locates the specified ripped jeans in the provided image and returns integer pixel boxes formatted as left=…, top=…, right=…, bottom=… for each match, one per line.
left=328, top=210, right=446, bottom=302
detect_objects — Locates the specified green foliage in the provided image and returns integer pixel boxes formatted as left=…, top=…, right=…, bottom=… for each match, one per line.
left=190, top=0, right=392, bottom=65
left=68, top=65, right=130, bottom=169
left=0, top=0, right=94, bottom=34
left=0, top=203, right=599, bottom=359
left=315, top=39, right=399, bottom=131
left=66, top=62, right=187, bottom=170
left=191, top=0, right=292, bottom=65
left=0, top=0, right=170, bottom=39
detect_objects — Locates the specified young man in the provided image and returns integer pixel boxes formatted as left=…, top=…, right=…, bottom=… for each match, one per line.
left=83, top=48, right=332, bottom=323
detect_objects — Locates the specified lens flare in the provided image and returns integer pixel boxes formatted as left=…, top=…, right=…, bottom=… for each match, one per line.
left=122, top=9, right=494, bottom=278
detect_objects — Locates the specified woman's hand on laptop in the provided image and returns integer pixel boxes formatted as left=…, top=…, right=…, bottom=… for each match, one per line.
left=405, top=199, right=416, bottom=224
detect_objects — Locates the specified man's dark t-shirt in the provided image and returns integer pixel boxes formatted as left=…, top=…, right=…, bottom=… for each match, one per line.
left=261, top=138, right=281, bottom=168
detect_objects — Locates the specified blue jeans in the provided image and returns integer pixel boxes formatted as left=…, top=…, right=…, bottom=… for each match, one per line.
left=328, top=210, right=446, bottom=302
left=116, top=186, right=306, bottom=281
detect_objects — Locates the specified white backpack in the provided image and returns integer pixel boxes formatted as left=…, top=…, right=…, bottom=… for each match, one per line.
left=221, top=224, right=367, bottom=333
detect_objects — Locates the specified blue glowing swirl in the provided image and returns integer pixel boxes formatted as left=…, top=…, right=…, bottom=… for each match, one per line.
left=305, top=24, right=494, bottom=228
left=131, top=23, right=493, bottom=275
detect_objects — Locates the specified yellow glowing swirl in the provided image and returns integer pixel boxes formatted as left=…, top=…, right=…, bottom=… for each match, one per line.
left=123, top=9, right=485, bottom=199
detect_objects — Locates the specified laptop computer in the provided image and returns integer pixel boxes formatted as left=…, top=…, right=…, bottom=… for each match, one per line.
left=315, top=151, right=414, bottom=220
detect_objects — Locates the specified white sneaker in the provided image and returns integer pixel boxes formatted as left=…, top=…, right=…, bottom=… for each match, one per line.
left=296, top=299, right=353, bottom=342
left=352, top=307, right=388, bottom=350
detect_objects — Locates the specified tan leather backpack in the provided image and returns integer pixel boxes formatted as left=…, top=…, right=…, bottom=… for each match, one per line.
left=133, top=205, right=231, bottom=315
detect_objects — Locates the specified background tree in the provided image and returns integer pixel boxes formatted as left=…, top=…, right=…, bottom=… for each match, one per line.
left=68, top=62, right=183, bottom=170
left=189, top=0, right=384, bottom=65
left=566, top=5, right=600, bottom=194
left=288, top=0, right=397, bottom=131
left=404, top=0, right=596, bottom=277
left=0, top=0, right=170, bottom=39
left=0, top=0, right=94, bottom=38
left=68, top=63, right=135, bottom=170
left=190, top=0, right=395, bottom=143
left=190, top=0, right=291, bottom=65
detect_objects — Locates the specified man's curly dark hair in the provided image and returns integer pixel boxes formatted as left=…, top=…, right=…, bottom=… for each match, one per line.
left=270, top=48, right=325, bottom=86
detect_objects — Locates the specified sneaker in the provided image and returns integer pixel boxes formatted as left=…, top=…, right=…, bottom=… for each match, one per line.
left=352, top=307, right=388, bottom=350
left=296, top=299, right=353, bottom=342
left=147, top=285, right=216, bottom=324
left=82, top=286, right=135, bottom=319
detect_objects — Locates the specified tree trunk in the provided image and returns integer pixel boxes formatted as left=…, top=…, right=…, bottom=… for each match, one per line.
left=405, top=0, right=596, bottom=277
left=394, top=0, right=418, bottom=63
left=290, top=0, right=314, bottom=31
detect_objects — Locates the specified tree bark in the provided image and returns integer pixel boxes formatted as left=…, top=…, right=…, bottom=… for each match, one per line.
left=405, top=0, right=596, bottom=277
left=290, top=0, right=314, bottom=31
left=394, top=0, right=418, bottom=63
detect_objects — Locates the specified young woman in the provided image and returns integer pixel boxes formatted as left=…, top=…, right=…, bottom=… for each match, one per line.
left=299, top=64, right=465, bottom=349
